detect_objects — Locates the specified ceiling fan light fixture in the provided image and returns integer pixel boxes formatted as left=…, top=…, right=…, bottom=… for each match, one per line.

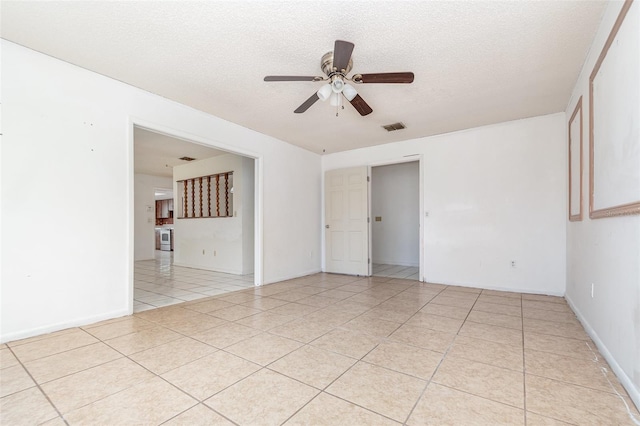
left=331, top=77, right=345, bottom=93
left=342, top=83, right=357, bottom=101
left=317, top=83, right=332, bottom=101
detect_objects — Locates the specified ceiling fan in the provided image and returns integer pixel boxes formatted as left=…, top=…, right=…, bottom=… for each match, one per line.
left=264, top=40, right=414, bottom=116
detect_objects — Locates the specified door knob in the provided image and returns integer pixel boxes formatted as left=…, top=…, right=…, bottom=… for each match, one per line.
left=325, top=225, right=330, bottom=229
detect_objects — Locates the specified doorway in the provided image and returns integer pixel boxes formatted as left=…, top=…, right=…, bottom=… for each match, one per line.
left=371, top=161, right=420, bottom=280
left=132, top=124, right=261, bottom=312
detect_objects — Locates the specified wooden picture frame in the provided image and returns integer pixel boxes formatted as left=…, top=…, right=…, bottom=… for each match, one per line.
left=568, top=97, right=583, bottom=221
left=589, top=0, right=640, bottom=219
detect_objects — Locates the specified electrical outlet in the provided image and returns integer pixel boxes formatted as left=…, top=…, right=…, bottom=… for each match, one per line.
left=511, top=260, right=516, bottom=268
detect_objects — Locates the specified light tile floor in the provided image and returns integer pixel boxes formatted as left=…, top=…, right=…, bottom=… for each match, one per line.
left=134, top=251, right=254, bottom=313
left=2, top=274, right=639, bottom=425
left=373, top=263, right=419, bottom=280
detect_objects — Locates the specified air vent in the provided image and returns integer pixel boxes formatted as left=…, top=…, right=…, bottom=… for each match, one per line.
left=382, top=122, right=406, bottom=132
left=179, top=156, right=196, bottom=161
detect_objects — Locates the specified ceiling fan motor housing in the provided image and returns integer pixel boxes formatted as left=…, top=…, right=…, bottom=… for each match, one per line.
left=321, top=51, right=353, bottom=77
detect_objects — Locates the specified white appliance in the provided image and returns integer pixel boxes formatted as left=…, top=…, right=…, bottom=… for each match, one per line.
left=160, top=229, right=172, bottom=251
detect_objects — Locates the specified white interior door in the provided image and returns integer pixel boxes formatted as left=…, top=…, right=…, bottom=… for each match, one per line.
left=325, top=167, right=369, bottom=276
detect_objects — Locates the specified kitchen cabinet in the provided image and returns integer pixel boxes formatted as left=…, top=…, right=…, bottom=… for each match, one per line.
left=156, top=199, right=171, bottom=219
left=155, top=199, right=174, bottom=225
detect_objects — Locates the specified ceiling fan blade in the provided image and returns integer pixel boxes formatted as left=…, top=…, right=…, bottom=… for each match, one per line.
left=333, top=40, right=355, bottom=72
left=264, top=76, right=323, bottom=82
left=348, top=94, right=373, bottom=116
left=356, top=72, right=414, bottom=84
left=294, top=93, right=320, bottom=113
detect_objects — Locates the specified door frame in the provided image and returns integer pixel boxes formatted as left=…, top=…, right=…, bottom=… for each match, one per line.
left=367, top=155, right=424, bottom=281
left=128, top=118, right=264, bottom=314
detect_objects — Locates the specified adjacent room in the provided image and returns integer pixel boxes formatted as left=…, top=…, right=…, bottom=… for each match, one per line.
left=1, top=1, right=638, bottom=425
left=133, top=127, right=256, bottom=312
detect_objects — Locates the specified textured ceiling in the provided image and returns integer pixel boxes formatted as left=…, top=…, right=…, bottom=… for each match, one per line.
left=1, top=1, right=607, bottom=154
left=134, top=127, right=226, bottom=178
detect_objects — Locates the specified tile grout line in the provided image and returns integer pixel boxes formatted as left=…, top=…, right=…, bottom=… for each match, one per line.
left=5, top=345, right=70, bottom=426
left=401, top=284, right=477, bottom=425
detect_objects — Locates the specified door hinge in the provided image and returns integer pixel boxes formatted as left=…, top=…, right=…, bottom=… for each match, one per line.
left=367, top=176, right=370, bottom=182
left=368, top=258, right=371, bottom=264
left=367, top=217, right=370, bottom=223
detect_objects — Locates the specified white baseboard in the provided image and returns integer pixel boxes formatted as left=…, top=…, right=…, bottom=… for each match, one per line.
left=263, top=269, right=322, bottom=286
left=424, top=278, right=565, bottom=297
left=372, top=260, right=419, bottom=267
left=172, top=261, right=242, bottom=275
left=1, top=308, right=130, bottom=344
left=566, top=295, right=640, bottom=412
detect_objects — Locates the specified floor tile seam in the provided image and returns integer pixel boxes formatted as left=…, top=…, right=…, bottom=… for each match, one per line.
left=401, top=321, right=459, bottom=425
left=522, top=345, right=602, bottom=362
left=443, top=347, right=524, bottom=373
left=521, top=296, right=568, bottom=303
left=520, top=296, right=528, bottom=425
left=130, top=314, right=223, bottom=332
left=470, top=308, right=523, bottom=319
left=356, top=357, right=436, bottom=383
left=140, top=299, right=185, bottom=308
left=136, top=345, right=221, bottom=376
left=24, top=352, right=128, bottom=387
left=523, top=409, right=580, bottom=425
left=521, top=302, right=573, bottom=311
left=81, top=315, right=149, bottom=331
left=428, top=300, right=476, bottom=310
left=400, top=319, right=464, bottom=335
left=276, top=391, right=325, bottom=426
left=320, top=391, right=401, bottom=424
left=5, top=328, right=84, bottom=349
left=522, top=347, right=599, bottom=362
left=160, top=403, right=241, bottom=426
left=524, top=371, right=624, bottom=396
left=231, top=331, right=307, bottom=350
left=4, top=345, right=68, bottom=424
left=522, top=316, right=582, bottom=326
left=0, top=378, right=38, bottom=400
left=320, top=384, right=406, bottom=424
left=521, top=329, right=590, bottom=341
left=101, top=331, right=186, bottom=357
left=366, top=285, right=448, bottom=330
left=464, top=318, right=523, bottom=331
left=261, top=363, right=332, bottom=393
left=64, top=372, right=199, bottom=421
left=154, top=358, right=260, bottom=405
left=430, top=380, right=527, bottom=411
left=11, top=338, right=102, bottom=365
left=303, top=337, right=366, bottom=361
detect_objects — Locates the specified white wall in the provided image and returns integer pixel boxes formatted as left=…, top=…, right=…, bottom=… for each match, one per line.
left=564, top=0, right=640, bottom=409
left=134, top=173, right=173, bottom=261
left=1, top=41, right=321, bottom=343
left=323, top=113, right=567, bottom=295
left=371, top=162, right=419, bottom=267
left=172, top=154, right=253, bottom=275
